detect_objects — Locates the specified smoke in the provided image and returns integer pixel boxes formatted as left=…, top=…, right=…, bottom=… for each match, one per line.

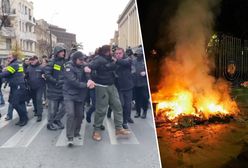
left=154, top=0, right=238, bottom=117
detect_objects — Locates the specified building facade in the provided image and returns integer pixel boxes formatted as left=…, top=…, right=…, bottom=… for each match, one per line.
left=117, top=0, right=141, bottom=49
left=0, top=0, right=36, bottom=62
left=49, top=24, right=76, bottom=55
left=35, top=19, right=57, bottom=57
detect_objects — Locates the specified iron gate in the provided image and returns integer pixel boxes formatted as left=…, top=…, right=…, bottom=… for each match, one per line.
left=212, top=34, right=248, bottom=85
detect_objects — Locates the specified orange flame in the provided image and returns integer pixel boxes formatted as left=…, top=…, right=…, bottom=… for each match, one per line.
left=152, top=0, right=240, bottom=122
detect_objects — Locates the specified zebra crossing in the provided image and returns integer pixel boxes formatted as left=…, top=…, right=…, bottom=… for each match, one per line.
left=0, top=107, right=155, bottom=148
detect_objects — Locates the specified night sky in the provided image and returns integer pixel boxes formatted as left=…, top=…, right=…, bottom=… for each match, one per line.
left=137, top=0, right=248, bottom=57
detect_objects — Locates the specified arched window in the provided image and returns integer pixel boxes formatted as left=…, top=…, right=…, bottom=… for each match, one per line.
left=2, top=0, right=10, bottom=13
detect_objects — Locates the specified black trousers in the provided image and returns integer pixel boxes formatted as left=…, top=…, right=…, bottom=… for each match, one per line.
left=119, top=89, right=133, bottom=124
left=65, top=100, right=84, bottom=138
left=9, top=86, right=28, bottom=122
left=30, top=87, right=44, bottom=116
left=134, top=86, right=149, bottom=115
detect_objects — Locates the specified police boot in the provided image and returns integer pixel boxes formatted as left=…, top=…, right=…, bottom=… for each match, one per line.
left=47, top=123, right=57, bottom=131
left=141, top=111, right=147, bottom=119
left=122, top=123, right=129, bottom=129
left=54, top=120, right=64, bottom=129
left=134, top=112, right=140, bottom=118
left=19, top=119, right=28, bottom=126
left=86, top=112, right=91, bottom=123
left=37, top=116, right=42, bottom=122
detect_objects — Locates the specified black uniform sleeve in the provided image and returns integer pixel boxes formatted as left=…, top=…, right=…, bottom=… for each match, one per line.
left=88, top=56, right=108, bottom=70
left=116, top=57, right=132, bottom=67
left=64, top=65, right=87, bottom=89
left=0, top=71, right=11, bottom=78
left=0, top=62, right=18, bottom=78
left=44, top=62, right=57, bottom=84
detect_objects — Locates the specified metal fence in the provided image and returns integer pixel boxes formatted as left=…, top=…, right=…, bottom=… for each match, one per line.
left=212, top=34, right=248, bottom=85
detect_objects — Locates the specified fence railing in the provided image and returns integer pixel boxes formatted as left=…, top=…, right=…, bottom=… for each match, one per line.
left=211, top=34, right=248, bottom=85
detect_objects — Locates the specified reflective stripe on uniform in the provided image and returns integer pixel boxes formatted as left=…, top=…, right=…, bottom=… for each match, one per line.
left=18, top=64, right=24, bottom=72
left=53, top=64, right=61, bottom=71
left=6, top=66, right=16, bottom=74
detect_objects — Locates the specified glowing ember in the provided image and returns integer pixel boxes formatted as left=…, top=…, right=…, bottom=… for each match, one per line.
left=154, top=89, right=238, bottom=121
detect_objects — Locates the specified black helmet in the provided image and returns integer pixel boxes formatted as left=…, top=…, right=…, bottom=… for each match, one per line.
left=125, top=47, right=133, bottom=56
left=134, top=47, right=143, bottom=57
left=53, top=44, right=66, bottom=57
left=71, top=51, right=86, bottom=63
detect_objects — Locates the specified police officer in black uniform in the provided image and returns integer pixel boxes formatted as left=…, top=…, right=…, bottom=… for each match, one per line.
left=45, top=45, right=66, bottom=130
left=0, top=53, right=29, bottom=126
left=25, top=56, right=45, bottom=122
left=114, top=47, right=134, bottom=129
left=64, top=51, right=95, bottom=146
left=133, top=46, right=149, bottom=119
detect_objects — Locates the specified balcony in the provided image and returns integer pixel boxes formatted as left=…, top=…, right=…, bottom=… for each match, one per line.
left=0, top=27, right=15, bottom=38
left=20, top=32, right=36, bottom=42
left=25, top=15, right=35, bottom=25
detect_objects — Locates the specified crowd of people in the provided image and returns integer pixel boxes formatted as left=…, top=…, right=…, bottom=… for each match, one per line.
left=0, top=44, right=149, bottom=146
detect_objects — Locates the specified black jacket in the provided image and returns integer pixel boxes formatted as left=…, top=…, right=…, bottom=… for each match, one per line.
left=116, top=57, right=134, bottom=91
left=0, top=59, right=25, bottom=88
left=88, top=55, right=117, bottom=85
left=26, top=63, right=45, bottom=90
left=133, top=56, right=148, bottom=87
left=44, top=57, right=65, bottom=100
left=63, top=61, right=88, bottom=102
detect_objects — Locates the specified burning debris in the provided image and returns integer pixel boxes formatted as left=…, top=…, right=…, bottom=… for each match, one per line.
left=152, top=0, right=239, bottom=125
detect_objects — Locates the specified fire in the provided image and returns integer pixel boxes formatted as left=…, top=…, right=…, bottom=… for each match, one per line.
left=151, top=0, right=240, bottom=122
left=154, top=89, right=238, bottom=121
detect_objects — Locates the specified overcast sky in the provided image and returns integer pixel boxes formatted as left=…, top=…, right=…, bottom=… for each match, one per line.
left=30, top=0, right=130, bottom=54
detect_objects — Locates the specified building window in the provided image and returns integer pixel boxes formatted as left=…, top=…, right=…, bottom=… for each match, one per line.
left=2, top=0, right=10, bottom=13
left=6, top=39, right=12, bottom=49
left=25, top=6, right=27, bottom=15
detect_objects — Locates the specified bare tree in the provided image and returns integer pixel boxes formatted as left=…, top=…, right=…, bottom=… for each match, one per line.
left=37, top=39, right=51, bottom=57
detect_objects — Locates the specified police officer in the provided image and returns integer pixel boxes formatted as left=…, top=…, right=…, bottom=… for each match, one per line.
left=0, top=53, right=29, bottom=126
left=45, top=45, right=66, bottom=130
left=84, top=45, right=131, bottom=141
left=64, top=51, right=95, bottom=146
left=114, top=47, right=134, bottom=129
left=133, top=46, right=149, bottom=119
left=25, top=56, right=45, bottom=122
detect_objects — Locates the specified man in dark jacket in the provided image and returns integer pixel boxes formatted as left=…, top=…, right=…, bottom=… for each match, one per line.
left=64, top=51, right=95, bottom=146
left=115, top=47, right=134, bottom=129
left=0, top=53, right=29, bottom=126
left=133, top=46, right=149, bottom=119
left=84, top=45, right=131, bottom=141
left=45, top=45, right=66, bottom=130
left=0, top=65, right=5, bottom=106
left=26, top=56, right=45, bottom=122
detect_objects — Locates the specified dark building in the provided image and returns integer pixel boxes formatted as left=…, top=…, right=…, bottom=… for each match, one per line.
left=49, top=24, right=76, bottom=55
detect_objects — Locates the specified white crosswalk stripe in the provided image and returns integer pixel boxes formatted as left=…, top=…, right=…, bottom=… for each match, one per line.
left=1, top=114, right=47, bottom=148
left=105, top=118, right=139, bottom=145
left=0, top=114, right=145, bottom=148
left=0, top=112, right=18, bottom=129
left=56, top=121, right=86, bottom=147
left=0, top=105, right=32, bottom=129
